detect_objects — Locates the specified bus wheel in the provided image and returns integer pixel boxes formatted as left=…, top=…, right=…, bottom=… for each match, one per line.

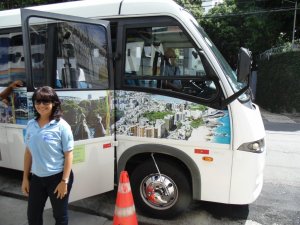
left=130, top=159, right=192, bottom=219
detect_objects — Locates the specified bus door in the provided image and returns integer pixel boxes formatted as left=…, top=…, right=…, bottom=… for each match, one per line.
left=20, top=9, right=115, bottom=203
left=115, top=17, right=234, bottom=207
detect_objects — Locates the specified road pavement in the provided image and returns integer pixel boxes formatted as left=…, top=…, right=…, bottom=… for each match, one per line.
left=0, top=194, right=111, bottom=225
left=260, top=108, right=300, bottom=132
left=0, top=168, right=112, bottom=225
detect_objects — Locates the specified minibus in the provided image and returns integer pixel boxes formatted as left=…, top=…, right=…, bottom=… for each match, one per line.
left=0, top=0, right=266, bottom=218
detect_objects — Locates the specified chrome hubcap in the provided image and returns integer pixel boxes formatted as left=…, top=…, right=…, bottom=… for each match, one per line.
left=140, top=173, right=178, bottom=210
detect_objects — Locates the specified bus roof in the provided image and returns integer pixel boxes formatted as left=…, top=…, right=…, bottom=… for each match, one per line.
left=0, top=0, right=181, bottom=29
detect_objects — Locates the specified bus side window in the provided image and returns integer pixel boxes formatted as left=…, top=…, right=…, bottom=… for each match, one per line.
left=123, top=25, right=219, bottom=100
left=0, top=32, right=26, bottom=86
left=28, top=21, right=109, bottom=90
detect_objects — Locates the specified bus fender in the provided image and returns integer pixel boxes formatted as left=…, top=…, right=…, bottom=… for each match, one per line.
left=117, top=144, right=201, bottom=200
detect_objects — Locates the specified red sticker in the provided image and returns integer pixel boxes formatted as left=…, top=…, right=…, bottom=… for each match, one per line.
left=194, top=149, right=209, bottom=154
left=103, top=143, right=112, bottom=149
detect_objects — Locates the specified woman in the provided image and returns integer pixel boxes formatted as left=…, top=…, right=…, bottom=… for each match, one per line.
left=161, top=48, right=182, bottom=90
left=21, top=86, right=74, bottom=225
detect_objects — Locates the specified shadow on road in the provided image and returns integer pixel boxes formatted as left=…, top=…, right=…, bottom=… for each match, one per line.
left=189, top=200, right=250, bottom=220
left=263, top=119, right=300, bottom=132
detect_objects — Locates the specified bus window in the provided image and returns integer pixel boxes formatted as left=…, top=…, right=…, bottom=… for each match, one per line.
left=27, top=18, right=109, bottom=89
left=0, top=37, right=9, bottom=66
left=123, top=26, right=218, bottom=100
left=0, top=33, right=26, bottom=86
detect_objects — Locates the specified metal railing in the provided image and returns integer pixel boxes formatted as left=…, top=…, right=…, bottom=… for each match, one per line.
left=259, top=42, right=300, bottom=60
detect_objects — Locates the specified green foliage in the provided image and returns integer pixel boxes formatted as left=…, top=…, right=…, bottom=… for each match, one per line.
left=243, top=15, right=281, bottom=56
left=200, top=0, right=240, bottom=66
left=61, top=100, right=81, bottom=125
left=78, top=100, right=91, bottom=110
left=256, top=51, right=300, bottom=113
left=61, top=98, right=109, bottom=127
left=142, top=111, right=173, bottom=122
left=276, top=33, right=290, bottom=47
left=174, top=0, right=204, bottom=20
left=190, top=118, right=204, bottom=128
left=201, top=0, right=296, bottom=67
left=176, top=121, right=182, bottom=129
left=188, top=104, right=207, bottom=111
left=86, top=98, right=108, bottom=127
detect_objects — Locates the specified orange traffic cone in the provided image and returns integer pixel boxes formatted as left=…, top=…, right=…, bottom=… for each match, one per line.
left=113, top=171, right=138, bottom=225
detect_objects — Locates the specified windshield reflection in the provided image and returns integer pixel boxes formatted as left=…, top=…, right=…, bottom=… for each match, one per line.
left=187, top=16, right=250, bottom=101
left=195, top=24, right=246, bottom=90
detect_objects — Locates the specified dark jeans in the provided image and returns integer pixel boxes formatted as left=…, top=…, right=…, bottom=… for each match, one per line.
left=27, top=171, right=74, bottom=225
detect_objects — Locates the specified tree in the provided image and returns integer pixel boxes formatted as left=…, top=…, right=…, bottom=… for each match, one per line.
left=200, top=0, right=297, bottom=67
left=174, top=0, right=204, bottom=19
left=200, top=0, right=241, bottom=67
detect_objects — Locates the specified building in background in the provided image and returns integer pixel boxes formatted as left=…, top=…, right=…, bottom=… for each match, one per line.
left=202, top=0, right=224, bottom=14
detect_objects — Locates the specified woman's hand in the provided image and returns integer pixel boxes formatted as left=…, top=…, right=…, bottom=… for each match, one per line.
left=21, top=178, right=30, bottom=196
left=22, top=148, right=31, bottom=197
left=54, top=182, right=68, bottom=199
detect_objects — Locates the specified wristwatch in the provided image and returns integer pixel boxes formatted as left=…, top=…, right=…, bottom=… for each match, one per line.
left=61, top=178, right=69, bottom=184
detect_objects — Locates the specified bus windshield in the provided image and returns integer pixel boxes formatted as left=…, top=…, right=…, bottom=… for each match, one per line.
left=186, top=13, right=250, bottom=102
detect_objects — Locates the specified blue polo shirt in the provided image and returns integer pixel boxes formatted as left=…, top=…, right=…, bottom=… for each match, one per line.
left=25, top=118, right=74, bottom=177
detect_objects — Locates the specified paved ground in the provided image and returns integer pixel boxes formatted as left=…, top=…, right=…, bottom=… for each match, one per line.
left=260, top=108, right=300, bottom=124
left=260, top=108, right=300, bottom=133
left=0, top=169, right=113, bottom=225
left=0, top=195, right=111, bottom=225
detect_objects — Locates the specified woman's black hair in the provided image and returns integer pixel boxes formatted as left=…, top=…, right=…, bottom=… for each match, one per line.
left=32, top=86, right=62, bottom=121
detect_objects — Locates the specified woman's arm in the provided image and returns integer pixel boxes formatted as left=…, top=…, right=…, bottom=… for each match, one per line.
left=62, top=150, right=73, bottom=183
left=22, top=147, right=32, bottom=196
left=54, top=150, right=73, bottom=199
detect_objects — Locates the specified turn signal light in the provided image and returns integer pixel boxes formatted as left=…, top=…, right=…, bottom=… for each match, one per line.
left=202, top=156, right=213, bottom=162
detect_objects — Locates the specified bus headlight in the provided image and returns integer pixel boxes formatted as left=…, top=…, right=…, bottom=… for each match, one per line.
left=238, top=138, right=265, bottom=153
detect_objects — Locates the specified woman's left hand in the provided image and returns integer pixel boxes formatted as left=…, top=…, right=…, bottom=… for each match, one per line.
left=54, top=182, right=68, bottom=199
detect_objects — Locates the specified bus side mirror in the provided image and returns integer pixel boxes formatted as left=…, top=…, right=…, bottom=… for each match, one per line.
left=237, top=47, right=252, bottom=83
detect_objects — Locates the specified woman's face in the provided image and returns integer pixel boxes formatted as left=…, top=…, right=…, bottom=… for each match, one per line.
left=34, top=99, right=53, bottom=119
left=165, top=49, right=177, bottom=66
left=169, top=57, right=177, bottom=66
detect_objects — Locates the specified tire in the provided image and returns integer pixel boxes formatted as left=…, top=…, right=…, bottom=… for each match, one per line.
left=130, top=159, right=192, bottom=219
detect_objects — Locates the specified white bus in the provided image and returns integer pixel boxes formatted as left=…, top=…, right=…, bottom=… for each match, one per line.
left=0, top=0, right=266, bottom=218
